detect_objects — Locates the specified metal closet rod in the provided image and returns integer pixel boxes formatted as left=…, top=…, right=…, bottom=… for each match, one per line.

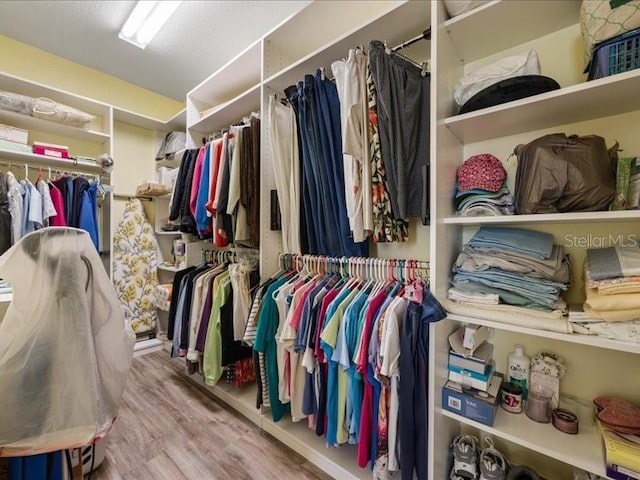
left=392, top=27, right=431, bottom=52
left=278, top=253, right=430, bottom=281
left=0, top=161, right=107, bottom=182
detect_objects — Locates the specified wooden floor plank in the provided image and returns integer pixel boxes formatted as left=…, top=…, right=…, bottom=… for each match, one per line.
left=91, top=352, right=332, bottom=480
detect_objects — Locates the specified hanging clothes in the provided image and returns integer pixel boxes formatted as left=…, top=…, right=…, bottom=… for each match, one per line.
left=112, top=198, right=160, bottom=334
left=0, top=172, right=12, bottom=256
left=283, top=72, right=368, bottom=257
left=332, top=47, right=374, bottom=243
left=268, top=95, right=302, bottom=254
left=167, top=256, right=259, bottom=387
left=249, top=256, right=443, bottom=480
left=368, top=40, right=430, bottom=221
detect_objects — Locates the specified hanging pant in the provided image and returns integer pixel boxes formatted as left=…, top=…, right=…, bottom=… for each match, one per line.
left=399, top=288, right=447, bottom=480
left=368, top=40, right=430, bottom=220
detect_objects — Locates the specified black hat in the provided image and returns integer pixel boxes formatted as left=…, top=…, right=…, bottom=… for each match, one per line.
left=458, top=75, right=560, bottom=115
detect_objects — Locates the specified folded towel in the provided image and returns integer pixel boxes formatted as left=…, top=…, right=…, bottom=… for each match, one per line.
left=585, top=287, right=640, bottom=312
left=587, top=247, right=640, bottom=281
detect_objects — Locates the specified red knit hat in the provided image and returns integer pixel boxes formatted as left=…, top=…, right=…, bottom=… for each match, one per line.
left=456, top=154, right=506, bottom=192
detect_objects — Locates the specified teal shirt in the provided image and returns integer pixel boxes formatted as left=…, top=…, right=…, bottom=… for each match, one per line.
left=254, top=277, right=289, bottom=422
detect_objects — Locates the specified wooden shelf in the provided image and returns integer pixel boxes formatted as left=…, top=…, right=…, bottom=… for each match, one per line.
left=437, top=407, right=607, bottom=478
left=189, top=84, right=260, bottom=134
left=447, top=314, right=640, bottom=355
left=443, top=0, right=581, bottom=64
left=263, top=1, right=429, bottom=93
left=443, top=209, right=640, bottom=225
left=158, top=264, right=186, bottom=273
left=113, top=107, right=186, bottom=131
left=444, top=69, right=640, bottom=144
left=0, top=147, right=105, bottom=173
left=0, top=109, right=109, bottom=144
left=188, top=39, right=262, bottom=106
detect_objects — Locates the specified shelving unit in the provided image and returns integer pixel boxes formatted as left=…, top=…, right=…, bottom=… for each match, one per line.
left=0, top=71, right=115, bottom=277
left=173, top=2, right=433, bottom=479
left=431, top=1, right=640, bottom=478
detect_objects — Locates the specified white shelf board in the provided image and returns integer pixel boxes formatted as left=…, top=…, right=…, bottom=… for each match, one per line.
left=443, top=0, right=581, bottom=63
left=155, top=230, right=181, bottom=236
left=263, top=1, right=430, bottom=93
left=133, top=338, right=164, bottom=357
left=260, top=415, right=369, bottom=480
left=0, top=147, right=105, bottom=173
left=0, top=292, right=12, bottom=303
left=444, top=69, right=640, bottom=144
left=183, top=373, right=261, bottom=427
left=113, top=107, right=186, bottom=131
left=263, top=1, right=399, bottom=74
left=447, top=314, right=640, bottom=355
left=0, top=71, right=111, bottom=118
left=443, top=209, right=640, bottom=225
left=188, top=39, right=262, bottom=105
left=437, top=407, right=607, bottom=477
left=158, top=264, right=187, bottom=273
left=0, top=109, right=109, bottom=144
left=189, top=83, right=260, bottom=134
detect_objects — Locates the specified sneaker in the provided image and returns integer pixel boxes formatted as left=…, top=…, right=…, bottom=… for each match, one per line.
left=479, top=438, right=508, bottom=480
left=450, top=434, right=479, bottom=480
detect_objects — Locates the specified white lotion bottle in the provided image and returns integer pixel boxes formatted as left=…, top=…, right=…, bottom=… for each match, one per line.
left=507, top=344, right=530, bottom=400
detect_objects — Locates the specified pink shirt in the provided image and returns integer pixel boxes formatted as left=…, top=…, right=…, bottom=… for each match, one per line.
left=48, top=183, right=67, bottom=227
left=189, top=146, right=206, bottom=217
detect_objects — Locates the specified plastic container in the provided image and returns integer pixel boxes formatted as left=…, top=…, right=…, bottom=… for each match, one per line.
left=588, top=28, right=640, bottom=80
left=507, top=344, right=530, bottom=399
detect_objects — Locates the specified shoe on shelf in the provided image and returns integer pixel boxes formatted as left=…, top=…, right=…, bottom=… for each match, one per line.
left=479, top=437, right=508, bottom=480
left=450, top=434, right=479, bottom=480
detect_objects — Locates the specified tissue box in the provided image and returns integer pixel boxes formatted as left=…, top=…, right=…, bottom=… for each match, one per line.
left=442, top=372, right=503, bottom=426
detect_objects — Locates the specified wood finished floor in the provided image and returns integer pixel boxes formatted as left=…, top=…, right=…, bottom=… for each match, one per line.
left=92, top=351, right=332, bottom=480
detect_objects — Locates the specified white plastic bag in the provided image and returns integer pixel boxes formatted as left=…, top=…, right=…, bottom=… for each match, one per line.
left=32, top=97, right=96, bottom=128
left=0, top=228, right=135, bottom=457
left=444, top=0, right=491, bottom=18
left=454, top=50, right=541, bottom=107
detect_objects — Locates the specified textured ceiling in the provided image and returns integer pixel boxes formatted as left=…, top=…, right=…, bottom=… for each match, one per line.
left=0, top=1, right=310, bottom=101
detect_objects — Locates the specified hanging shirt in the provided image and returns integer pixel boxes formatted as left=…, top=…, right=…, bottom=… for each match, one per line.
left=254, top=276, right=290, bottom=422
left=20, top=180, right=32, bottom=237
left=203, top=272, right=231, bottom=386
left=36, top=179, right=57, bottom=227
left=48, top=183, right=67, bottom=227
left=195, top=144, right=212, bottom=235
left=6, top=173, right=23, bottom=246
left=189, top=146, right=206, bottom=218
left=27, top=181, right=43, bottom=231
left=78, top=184, right=99, bottom=250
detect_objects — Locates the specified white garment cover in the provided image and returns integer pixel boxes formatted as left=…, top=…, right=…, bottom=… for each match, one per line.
left=0, top=227, right=135, bottom=456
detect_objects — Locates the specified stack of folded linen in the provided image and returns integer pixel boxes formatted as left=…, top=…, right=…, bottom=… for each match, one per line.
left=445, top=226, right=572, bottom=333
left=455, top=153, right=516, bottom=217
left=584, top=246, right=640, bottom=324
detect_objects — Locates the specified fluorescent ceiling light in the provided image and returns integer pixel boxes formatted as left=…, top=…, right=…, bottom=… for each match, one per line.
left=119, top=1, right=182, bottom=49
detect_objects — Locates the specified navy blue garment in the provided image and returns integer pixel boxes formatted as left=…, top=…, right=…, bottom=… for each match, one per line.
left=399, top=287, right=447, bottom=480
left=298, top=79, right=327, bottom=254
left=71, top=177, right=90, bottom=228
left=313, top=71, right=368, bottom=257
left=166, top=266, right=196, bottom=340
left=305, top=74, right=341, bottom=256
left=169, top=149, right=196, bottom=221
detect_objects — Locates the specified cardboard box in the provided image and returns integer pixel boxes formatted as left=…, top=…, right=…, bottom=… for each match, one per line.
left=442, top=372, right=503, bottom=426
left=0, top=123, right=28, bottom=144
